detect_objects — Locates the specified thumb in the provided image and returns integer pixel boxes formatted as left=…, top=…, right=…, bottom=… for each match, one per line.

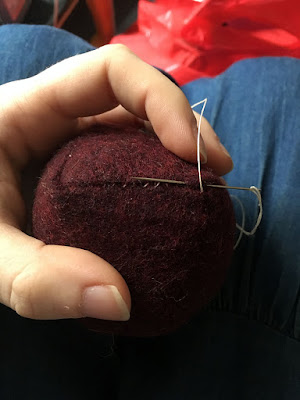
left=0, top=225, right=131, bottom=321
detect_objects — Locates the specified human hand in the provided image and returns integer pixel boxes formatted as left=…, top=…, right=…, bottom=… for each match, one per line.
left=0, top=44, right=233, bottom=322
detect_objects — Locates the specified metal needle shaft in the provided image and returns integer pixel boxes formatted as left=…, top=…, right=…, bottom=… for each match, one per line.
left=132, top=177, right=260, bottom=192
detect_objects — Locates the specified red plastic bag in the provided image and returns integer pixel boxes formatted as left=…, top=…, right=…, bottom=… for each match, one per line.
left=111, top=0, right=300, bottom=85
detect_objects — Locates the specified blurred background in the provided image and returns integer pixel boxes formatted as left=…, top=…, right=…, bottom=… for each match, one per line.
left=1, top=0, right=299, bottom=86
left=0, top=0, right=138, bottom=45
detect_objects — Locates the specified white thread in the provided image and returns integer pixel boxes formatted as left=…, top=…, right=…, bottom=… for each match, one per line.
left=235, top=186, right=263, bottom=236
left=230, top=195, right=245, bottom=249
left=191, top=98, right=262, bottom=247
left=230, top=187, right=263, bottom=249
left=191, top=99, right=207, bottom=193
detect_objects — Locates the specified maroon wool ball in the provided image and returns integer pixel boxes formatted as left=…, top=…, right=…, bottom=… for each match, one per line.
left=32, top=125, right=235, bottom=336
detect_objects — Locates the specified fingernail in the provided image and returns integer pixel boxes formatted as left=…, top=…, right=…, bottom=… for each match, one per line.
left=82, top=285, right=130, bottom=321
left=219, top=177, right=227, bottom=185
left=193, top=124, right=207, bottom=163
left=200, top=136, right=207, bottom=164
left=219, top=141, right=231, bottom=159
left=219, top=142, right=234, bottom=171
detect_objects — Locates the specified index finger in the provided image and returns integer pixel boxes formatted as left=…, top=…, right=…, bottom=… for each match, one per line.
left=0, top=44, right=199, bottom=168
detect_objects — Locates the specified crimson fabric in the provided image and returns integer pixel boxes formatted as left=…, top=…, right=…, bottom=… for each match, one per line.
left=32, top=126, right=235, bottom=336
left=111, top=0, right=300, bottom=85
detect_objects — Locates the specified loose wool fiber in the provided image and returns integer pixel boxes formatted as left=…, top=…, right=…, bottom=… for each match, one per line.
left=32, top=126, right=236, bottom=336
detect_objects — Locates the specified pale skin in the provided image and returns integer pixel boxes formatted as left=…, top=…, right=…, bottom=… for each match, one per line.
left=0, top=44, right=233, bottom=322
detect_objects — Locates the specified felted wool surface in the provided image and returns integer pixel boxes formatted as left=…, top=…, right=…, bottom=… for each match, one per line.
left=32, top=125, right=236, bottom=337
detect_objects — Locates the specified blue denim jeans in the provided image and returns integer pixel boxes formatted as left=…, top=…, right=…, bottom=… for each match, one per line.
left=0, top=24, right=299, bottom=400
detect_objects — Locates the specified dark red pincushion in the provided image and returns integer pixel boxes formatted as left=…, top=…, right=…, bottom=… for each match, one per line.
left=32, top=125, right=235, bottom=336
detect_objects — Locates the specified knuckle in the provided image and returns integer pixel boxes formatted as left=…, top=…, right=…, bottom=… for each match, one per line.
left=110, top=43, right=130, bottom=54
left=100, top=43, right=132, bottom=61
left=10, top=264, right=37, bottom=319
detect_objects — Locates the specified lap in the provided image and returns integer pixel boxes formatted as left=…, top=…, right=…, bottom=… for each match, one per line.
left=0, top=24, right=94, bottom=84
left=183, top=57, right=300, bottom=339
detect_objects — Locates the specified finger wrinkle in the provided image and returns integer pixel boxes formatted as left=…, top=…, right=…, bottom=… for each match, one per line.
left=103, top=54, right=121, bottom=110
left=9, top=241, right=45, bottom=319
left=0, top=114, right=31, bottom=171
left=0, top=183, right=25, bottom=227
left=0, top=144, right=21, bottom=185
